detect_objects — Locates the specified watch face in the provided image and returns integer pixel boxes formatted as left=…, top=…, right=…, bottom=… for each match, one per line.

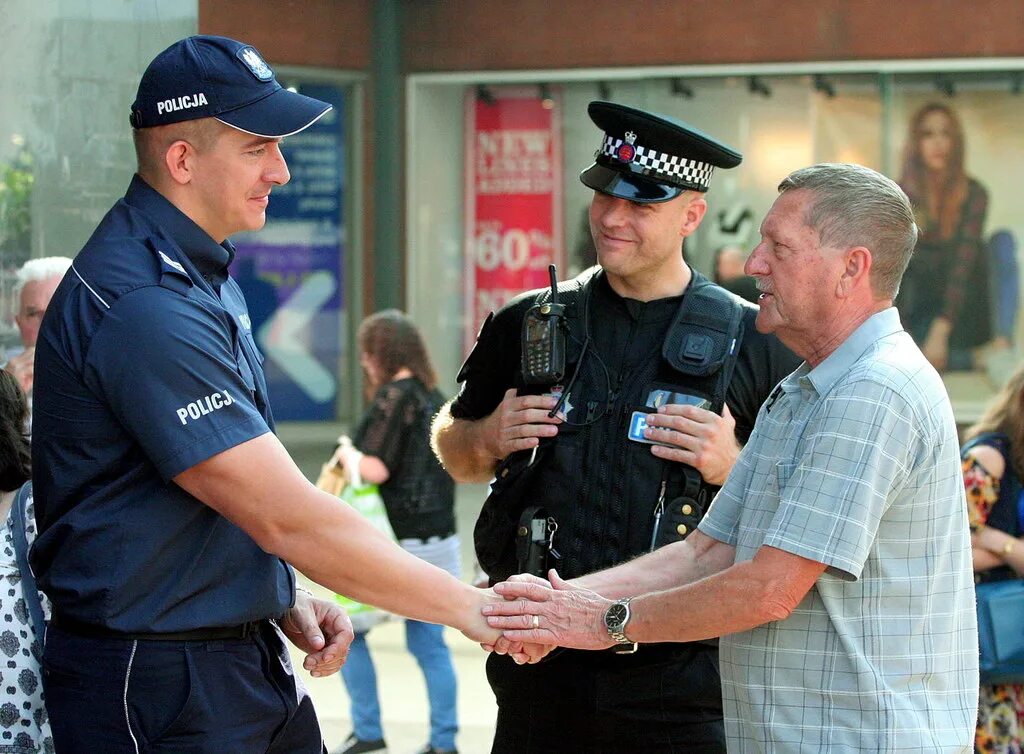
left=605, top=603, right=628, bottom=629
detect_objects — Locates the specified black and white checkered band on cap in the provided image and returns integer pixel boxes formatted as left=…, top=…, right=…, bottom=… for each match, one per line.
left=599, top=134, right=716, bottom=191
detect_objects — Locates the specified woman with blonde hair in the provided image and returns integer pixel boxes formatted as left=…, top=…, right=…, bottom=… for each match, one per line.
left=962, top=364, right=1024, bottom=751
left=897, top=102, right=990, bottom=371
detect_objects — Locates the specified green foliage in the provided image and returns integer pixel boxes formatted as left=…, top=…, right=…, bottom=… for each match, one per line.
left=0, top=149, right=34, bottom=268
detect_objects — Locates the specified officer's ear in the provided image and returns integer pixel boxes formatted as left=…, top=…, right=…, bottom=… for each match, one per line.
left=678, top=193, right=708, bottom=238
left=163, top=140, right=197, bottom=186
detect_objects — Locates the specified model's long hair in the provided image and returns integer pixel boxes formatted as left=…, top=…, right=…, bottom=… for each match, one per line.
left=964, top=364, right=1024, bottom=479
left=898, top=102, right=968, bottom=240
left=0, top=371, right=30, bottom=493
left=357, top=309, right=438, bottom=396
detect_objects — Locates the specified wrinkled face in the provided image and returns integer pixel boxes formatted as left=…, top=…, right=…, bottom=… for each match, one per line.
left=588, top=191, right=699, bottom=284
left=15, top=275, right=63, bottom=347
left=918, top=110, right=955, bottom=173
left=745, top=189, right=844, bottom=357
left=188, top=124, right=291, bottom=242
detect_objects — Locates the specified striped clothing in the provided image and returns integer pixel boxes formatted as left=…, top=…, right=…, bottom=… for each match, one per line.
left=700, top=307, right=978, bottom=753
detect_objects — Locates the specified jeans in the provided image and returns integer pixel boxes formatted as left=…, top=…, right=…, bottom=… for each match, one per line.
left=341, top=621, right=458, bottom=751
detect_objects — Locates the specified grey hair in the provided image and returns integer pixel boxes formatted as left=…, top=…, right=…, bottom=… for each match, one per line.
left=777, top=163, right=918, bottom=299
left=13, top=257, right=73, bottom=300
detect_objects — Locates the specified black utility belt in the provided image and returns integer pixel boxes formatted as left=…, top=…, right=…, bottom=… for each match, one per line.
left=50, top=612, right=265, bottom=642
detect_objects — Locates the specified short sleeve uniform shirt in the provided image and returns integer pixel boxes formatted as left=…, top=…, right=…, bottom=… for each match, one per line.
left=31, top=175, right=293, bottom=633
left=699, top=308, right=978, bottom=753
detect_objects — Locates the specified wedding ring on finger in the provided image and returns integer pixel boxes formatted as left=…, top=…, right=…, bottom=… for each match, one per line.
left=532, top=614, right=540, bottom=629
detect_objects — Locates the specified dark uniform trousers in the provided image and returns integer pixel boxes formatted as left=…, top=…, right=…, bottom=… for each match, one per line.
left=43, top=621, right=326, bottom=753
left=487, top=643, right=725, bottom=754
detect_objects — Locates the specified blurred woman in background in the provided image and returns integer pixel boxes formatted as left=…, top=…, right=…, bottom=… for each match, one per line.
left=334, top=310, right=459, bottom=754
left=897, top=102, right=990, bottom=371
left=0, top=369, right=53, bottom=751
left=962, top=364, right=1024, bottom=752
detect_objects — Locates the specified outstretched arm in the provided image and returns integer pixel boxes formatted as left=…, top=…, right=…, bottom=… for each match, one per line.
left=486, top=544, right=824, bottom=649
left=175, top=432, right=500, bottom=643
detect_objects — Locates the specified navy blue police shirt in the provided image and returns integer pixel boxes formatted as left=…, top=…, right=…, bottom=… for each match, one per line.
left=30, top=175, right=294, bottom=633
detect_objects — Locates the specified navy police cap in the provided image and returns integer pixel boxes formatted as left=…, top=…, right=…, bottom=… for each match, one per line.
left=580, top=101, right=742, bottom=202
left=130, top=35, right=331, bottom=138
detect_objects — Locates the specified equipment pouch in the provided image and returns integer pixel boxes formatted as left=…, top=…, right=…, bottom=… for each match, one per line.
left=516, top=505, right=557, bottom=577
left=474, top=444, right=551, bottom=584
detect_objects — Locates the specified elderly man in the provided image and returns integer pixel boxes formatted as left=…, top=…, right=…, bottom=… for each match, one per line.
left=486, top=163, right=979, bottom=752
left=3, top=256, right=72, bottom=395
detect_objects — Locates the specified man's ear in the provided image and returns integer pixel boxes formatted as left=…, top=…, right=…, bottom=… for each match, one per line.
left=680, top=194, right=708, bottom=237
left=837, top=246, right=872, bottom=297
left=163, top=140, right=195, bottom=186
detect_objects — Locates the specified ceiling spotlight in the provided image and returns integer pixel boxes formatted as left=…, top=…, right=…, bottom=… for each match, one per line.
left=597, top=81, right=611, bottom=101
left=539, top=83, right=555, bottom=110
left=748, top=76, right=771, bottom=98
left=670, top=78, right=694, bottom=98
left=476, top=84, right=496, bottom=106
left=935, top=75, right=955, bottom=97
left=1011, top=72, right=1022, bottom=95
left=813, top=74, right=836, bottom=98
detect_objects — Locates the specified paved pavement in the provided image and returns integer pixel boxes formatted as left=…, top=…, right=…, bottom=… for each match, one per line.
left=291, top=482, right=501, bottom=754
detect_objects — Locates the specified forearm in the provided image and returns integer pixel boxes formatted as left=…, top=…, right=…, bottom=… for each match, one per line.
left=431, top=403, right=499, bottom=482
left=626, top=557, right=794, bottom=643
left=176, top=434, right=487, bottom=633
left=279, top=494, right=480, bottom=627
left=574, top=532, right=734, bottom=599
left=975, top=526, right=1024, bottom=577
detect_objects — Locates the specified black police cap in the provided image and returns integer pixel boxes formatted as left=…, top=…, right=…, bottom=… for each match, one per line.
left=580, top=101, right=742, bottom=203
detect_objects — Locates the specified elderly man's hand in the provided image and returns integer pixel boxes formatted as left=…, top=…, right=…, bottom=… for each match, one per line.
left=643, top=403, right=739, bottom=485
left=482, top=570, right=615, bottom=650
left=280, top=590, right=354, bottom=677
left=4, top=347, right=34, bottom=394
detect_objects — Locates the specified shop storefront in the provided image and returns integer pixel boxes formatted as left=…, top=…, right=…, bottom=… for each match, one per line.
left=407, top=59, right=1024, bottom=419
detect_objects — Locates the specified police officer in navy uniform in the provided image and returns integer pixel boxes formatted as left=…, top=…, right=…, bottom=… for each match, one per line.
left=31, top=36, right=518, bottom=754
left=434, top=102, right=800, bottom=753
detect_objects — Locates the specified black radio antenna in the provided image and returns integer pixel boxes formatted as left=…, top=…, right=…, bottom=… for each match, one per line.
left=548, top=264, right=559, bottom=305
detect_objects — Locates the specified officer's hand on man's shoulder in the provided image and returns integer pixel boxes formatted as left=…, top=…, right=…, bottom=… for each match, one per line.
left=645, top=403, right=739, bottom=486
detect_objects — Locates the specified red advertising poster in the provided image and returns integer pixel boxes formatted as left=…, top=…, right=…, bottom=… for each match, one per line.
left=464, top=88, right=563, bottom=355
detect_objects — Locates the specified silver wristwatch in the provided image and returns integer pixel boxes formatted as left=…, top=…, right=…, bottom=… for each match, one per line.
left=604, top=597, right=637, bottom=653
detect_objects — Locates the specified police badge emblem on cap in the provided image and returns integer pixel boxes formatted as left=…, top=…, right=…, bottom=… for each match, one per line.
left=237, top=47, right=274, bottom=82
left=617, top=131, right=637, bottom=163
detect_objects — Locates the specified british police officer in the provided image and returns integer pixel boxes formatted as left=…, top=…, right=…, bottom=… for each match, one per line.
left=31, top=36, right=519, bottom=754
left=433, top=102, right=800, bottom=753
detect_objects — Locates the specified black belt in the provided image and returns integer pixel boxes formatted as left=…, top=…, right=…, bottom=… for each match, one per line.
left=51, top=613, right=264, bottom=642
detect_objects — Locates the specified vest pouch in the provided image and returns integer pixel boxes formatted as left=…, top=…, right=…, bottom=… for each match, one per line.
left=474, top=444, right=552, bottom=583
left=653, top=492, right=707, bottom=550
left=515, top=505, right=553, bottom=578
left=662, top=285, right=743, bottom=380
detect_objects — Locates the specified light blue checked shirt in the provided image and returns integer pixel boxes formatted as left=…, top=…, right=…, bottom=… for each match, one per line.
left=700, top=307, right=978, bottom=753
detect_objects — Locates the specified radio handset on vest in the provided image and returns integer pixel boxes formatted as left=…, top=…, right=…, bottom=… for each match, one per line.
left=521, top=264, right=567, bottom=386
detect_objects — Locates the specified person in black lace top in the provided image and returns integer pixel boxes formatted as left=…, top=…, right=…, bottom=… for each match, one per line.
left=897, top=102, right=990, bottom=371
left=333, top=310, right=460, bottom=754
